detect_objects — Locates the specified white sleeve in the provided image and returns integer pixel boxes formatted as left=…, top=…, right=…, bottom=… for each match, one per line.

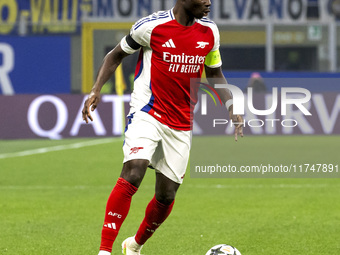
left=120, top=16, right=153, bottom=54
left=210, top=23, right=220, bottom=53
left=129, top=16, right=153, bottom=47
left=204, top=22, right=222, bottom=68
left=120, top=36, right=138, bottom=54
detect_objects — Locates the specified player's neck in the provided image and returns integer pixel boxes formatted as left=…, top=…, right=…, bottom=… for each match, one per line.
left=173, top=5, right=196, bottom=26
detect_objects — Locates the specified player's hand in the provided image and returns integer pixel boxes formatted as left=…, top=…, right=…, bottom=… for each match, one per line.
left=82, top=91, right=100, bottom=123
left=229, top=107, right=244, bottom=141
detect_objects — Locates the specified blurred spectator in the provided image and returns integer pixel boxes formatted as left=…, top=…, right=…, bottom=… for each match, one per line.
left=246, top=72, right=267, bottom=93
left=332, top=0, right=340, bottom=20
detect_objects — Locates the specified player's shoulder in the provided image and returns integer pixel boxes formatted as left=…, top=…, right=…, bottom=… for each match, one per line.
left=196, top=17, right=219, bottom=33
left=132, top=9, right=173, bottom=31
left=197, top=17, right=217, bottom=26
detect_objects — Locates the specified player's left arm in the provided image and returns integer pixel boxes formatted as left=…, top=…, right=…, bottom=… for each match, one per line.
left=205, top=66, right=244, bottom=141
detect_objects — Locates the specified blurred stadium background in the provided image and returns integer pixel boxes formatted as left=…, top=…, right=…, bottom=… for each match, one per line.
left=1, top=0, right=340, bottom=138
left=1, top=1, right=340, bottom=255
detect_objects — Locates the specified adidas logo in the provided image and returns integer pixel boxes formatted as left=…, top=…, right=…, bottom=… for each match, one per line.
left=162, top=39, right=176, bottom=48
left=103, top=223, right=116, bottom=229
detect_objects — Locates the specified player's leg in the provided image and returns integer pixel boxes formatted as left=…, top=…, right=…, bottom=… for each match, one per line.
left=127, top=126, right=190, bottom=248
left=121, top=112, right=189, bottom=254
left=136, top=172, right=179, bottom=243
left=99, top=159, right=149, bottom=254
left=122, top=172, right=179, bottom=255
left=99, top=112, right=161, bottom=254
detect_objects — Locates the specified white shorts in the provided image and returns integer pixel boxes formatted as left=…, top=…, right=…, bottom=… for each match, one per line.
left=123, top=111, right=191, bottom=184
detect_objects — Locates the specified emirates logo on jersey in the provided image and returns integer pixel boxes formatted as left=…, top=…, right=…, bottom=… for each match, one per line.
left=163, top=52, right=205, bottom=64
left=163, top=52, right=205, bottom=74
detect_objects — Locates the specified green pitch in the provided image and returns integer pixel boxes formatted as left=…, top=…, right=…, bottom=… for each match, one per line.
left=1, top=136, right=339, bottom=255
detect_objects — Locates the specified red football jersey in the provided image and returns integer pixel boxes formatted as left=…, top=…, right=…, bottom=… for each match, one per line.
left=120, top=8, right=221, bottom=131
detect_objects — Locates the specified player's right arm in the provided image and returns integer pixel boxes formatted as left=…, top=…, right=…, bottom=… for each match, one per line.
left=82, top=41, right=137, bottom=123
left=82, top=15, right=149, bottom=123
left=82, top=44, right=130, bottom=123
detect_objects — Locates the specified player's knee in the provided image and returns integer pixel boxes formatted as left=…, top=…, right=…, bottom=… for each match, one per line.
left=122, top=170, right=144, bottom=187
left=155, top=191, right=176, bottom=205
left=121, top=160, right=148, bottom=187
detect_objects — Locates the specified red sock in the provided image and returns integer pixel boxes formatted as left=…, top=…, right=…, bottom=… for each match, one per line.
left=100, top=177, right=138, bottom=252
left=135, top=196, right=174, bottom=245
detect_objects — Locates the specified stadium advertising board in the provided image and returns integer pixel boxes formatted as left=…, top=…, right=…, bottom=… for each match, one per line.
left=88, top=0, right=335, bottom=24
left=0, top=36, right=71, bottom=95
left=0, top=93, right=339, bottom=139
left=0, top=0, right=336, bottom=35
left=0, top=95, right=130, bottom=139
left=0, top=0, right=83, bottom=35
